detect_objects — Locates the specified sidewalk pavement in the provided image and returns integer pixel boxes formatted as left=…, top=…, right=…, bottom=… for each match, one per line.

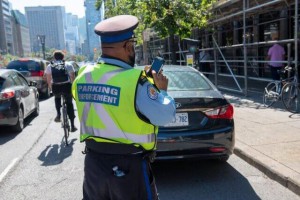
left=222, top=91, right=300, bottom=196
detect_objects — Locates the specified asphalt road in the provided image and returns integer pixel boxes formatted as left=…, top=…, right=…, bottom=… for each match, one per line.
left=0, top=97, right=299, bottom=200
left=0, top=97, right=53, bottom=180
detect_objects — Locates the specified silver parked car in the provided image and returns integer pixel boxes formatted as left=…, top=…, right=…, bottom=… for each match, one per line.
left=0, top=69, right=39, bottom=132
left=6, top=58, right=50, bottom=98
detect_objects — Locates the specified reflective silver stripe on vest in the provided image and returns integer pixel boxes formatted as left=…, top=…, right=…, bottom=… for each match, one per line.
left=80, top=68, right=155, bottom=143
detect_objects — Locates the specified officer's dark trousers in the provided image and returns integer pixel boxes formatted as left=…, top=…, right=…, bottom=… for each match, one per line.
left=82, top=151, right=158, bottom=200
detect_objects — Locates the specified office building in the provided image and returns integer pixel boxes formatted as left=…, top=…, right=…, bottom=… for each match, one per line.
left=11, top=10, right=31, bottom=57
left=78, top=16, right=87, bottom=54
left=25, top=6, right=66, bottom=52
left=84, top=0, right=101, bottom=60
left=0, top=0, right=14, bottom=55
left=65, top=13, right=79, bottom=55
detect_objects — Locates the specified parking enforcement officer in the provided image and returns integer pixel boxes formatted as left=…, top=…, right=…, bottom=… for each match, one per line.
left=72, top=15, right=176, bottom=200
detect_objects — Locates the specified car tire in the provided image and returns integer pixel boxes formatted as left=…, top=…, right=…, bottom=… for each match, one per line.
left=32, top=98, right=40, bottom=117
left=12, top=107, right=24, bottom=133
left=216, top=155, right=229, bottom=163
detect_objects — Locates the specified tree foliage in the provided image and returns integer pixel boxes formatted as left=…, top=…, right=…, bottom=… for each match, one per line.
left=0, top=54, right=18, bottom=68
left=96, top=0, right=215, bottom=40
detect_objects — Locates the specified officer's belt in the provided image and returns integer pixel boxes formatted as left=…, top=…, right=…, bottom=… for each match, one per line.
left=85, top=139, right=145, bottom=155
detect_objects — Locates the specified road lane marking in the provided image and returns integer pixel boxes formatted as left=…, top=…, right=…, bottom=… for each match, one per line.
left=0, top=158, right=20, bottom=183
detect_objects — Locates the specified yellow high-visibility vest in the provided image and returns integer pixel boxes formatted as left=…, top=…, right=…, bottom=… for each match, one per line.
left=72, top=63, right=158, bottom=151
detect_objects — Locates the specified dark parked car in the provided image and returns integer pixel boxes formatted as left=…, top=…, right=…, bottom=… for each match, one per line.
left=136, top=65, right=235, bottom=162
left=6, top=58, right=50, bottom=98
left=0, top=69, right=39, bottom=132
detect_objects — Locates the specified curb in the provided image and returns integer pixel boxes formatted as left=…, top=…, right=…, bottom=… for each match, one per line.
left=234, top=141, right=300, bottom=196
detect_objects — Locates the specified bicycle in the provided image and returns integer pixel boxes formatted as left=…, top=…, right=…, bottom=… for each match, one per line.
left=263, top=66, right=300, bottom=113
left=281, top=69, right=300, bottom=113
left=61, top=94, right=70, bottom=146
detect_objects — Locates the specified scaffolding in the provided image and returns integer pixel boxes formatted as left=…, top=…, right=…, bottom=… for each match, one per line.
left=139, top=0, right=299, bottom=96
left=197, top=0, right=299, bottom=95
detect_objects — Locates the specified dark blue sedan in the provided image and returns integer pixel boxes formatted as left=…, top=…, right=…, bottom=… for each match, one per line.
left=136, top=65, right=235, bottom=162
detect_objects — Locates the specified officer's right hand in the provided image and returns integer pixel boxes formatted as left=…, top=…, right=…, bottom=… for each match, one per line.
left=152, top=70, right=168, bottom=91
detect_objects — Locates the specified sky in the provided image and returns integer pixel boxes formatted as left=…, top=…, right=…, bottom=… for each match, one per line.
left=8, top=0, right=86, bottom=18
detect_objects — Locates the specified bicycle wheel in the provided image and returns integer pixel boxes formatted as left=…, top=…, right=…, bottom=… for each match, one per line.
left=62, top=105, right=69, bottom=145
left=263, top=82, right=279, bottom=107
left=282, top=83, right=300, bottom=113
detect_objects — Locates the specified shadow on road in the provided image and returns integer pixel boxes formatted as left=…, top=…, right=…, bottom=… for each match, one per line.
left=152, top=160, right=260, bottom=200
left=0, top=128, right=19, bottom=145
left=0, top=114, right=38, bottom=145
left=38, top=138, right=77, bottom=166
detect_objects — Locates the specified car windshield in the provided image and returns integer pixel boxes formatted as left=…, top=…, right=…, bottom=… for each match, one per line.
left=164, top=71, right=211, bottom=91
left=6, top=60, right=40, bottom=71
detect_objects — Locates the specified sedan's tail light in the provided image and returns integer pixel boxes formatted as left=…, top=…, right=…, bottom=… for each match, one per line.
left=204, top=104, right=234, bottom=119
left=31, top=71, right=44, bottom=77
left=0, top=89, right=15, bottom=100
left=209, top=147, right=226, bottom=153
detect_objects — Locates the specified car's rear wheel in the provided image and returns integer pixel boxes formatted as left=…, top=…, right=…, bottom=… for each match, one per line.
left=12, top=107, right=24, bottom=132
left=214, top=155, right=229, bottom=163
left=219, top=155, right=229, bottom=162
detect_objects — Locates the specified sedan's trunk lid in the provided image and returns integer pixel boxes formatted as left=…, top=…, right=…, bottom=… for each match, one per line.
left=160, top=90, right=231, bottom=132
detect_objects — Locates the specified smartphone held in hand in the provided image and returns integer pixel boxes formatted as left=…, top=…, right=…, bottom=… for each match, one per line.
left=146, top=56, right=165, bottom=77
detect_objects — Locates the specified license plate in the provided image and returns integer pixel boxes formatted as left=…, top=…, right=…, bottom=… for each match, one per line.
left=163, top=113, right=189, bottom=127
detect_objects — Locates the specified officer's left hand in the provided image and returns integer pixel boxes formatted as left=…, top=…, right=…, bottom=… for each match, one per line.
left=152, top=70, right=168, bottom=91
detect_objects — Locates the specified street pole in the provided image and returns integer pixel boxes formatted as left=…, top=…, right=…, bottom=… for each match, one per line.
left=37, top=35, right=46, bottom=60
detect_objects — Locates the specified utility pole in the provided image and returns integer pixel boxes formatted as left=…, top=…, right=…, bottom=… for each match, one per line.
left=37, top=35, right=46, bottom=60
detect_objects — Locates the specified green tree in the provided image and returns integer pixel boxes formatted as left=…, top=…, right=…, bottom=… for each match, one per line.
left=96, top=0, right=215, bottom=64
left=0, top=54, right=18, bottom=67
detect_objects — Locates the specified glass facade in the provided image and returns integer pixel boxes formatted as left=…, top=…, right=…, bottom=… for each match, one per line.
left=84, top=0, right=101, bottom=61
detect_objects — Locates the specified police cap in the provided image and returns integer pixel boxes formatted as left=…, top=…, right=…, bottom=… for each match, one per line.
left=94, top=15, right=139, bottom=43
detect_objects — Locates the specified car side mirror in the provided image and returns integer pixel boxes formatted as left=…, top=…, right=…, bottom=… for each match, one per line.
left=29, top=81, right=37, bottom=87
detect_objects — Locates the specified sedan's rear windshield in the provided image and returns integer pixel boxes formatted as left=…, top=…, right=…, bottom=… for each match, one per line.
left=6, top=60, right=41, bottom=71
left=164, top=71, right=211, bottom=91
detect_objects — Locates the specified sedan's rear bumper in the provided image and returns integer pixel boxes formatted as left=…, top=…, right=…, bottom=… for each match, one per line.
left=155, top=126, right=235, bottom=160
left=0, top=102, right=18, bottom=126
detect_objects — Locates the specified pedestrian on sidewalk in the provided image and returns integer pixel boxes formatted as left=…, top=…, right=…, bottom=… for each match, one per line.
left=266, top=32, right=285, bottom=80
left=72, top=15, right=176, bottom=200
